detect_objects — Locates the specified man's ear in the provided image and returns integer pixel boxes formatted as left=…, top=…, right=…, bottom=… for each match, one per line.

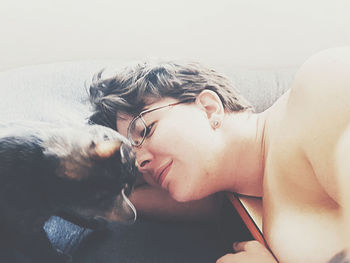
left=195, top=90, right=224, bottom=128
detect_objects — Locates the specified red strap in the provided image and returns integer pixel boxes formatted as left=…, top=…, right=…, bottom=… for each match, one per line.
left=226, top=193, right=267, bottom=247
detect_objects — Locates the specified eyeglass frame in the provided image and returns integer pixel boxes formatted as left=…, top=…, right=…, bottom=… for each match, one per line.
left=127, top=98, right=195, bottom=147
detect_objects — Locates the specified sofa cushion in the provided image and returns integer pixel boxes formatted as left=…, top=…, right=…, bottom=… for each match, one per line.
left=229, top=69, right=296, bottom=112
left=0, top=61, right=296, bottom=123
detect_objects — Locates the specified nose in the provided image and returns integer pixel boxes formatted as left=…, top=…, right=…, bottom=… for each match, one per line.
left=134, top=147, right=153, bottom=172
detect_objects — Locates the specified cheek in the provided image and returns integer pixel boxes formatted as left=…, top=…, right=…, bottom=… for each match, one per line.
left=168, top=166, right=214, bottom=202
left=166, top=150, right=216, bottom=202
left=153, top=116, right=215, bottom=183
left=154, top=112, right=212, bottom=155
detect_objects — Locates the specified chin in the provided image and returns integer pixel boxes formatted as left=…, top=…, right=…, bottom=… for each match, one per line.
left=168, top=184, right=197, bottom=203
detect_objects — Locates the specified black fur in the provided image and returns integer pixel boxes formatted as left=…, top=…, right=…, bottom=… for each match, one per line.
left=0, top=122, right=137, bottom=262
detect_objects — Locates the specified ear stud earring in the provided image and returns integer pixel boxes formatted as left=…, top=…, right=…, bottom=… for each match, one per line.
left=212, top=120, right=219, bottom=128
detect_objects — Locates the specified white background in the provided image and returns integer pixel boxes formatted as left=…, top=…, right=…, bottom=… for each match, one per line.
left=1, top=0, right=349, bottom=71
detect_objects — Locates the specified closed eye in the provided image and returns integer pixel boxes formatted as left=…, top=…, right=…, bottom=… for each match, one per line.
left=144, top=122, right=156, bottom=137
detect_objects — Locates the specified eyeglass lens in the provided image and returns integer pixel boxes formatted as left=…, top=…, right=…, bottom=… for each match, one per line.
left=129, top=116, right=146, bottom=146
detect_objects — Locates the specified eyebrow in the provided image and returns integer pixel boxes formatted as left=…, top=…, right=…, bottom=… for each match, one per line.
left=140, top=106, right=150, bottom=112
left=141, top=102, right=159, bottom=112
left=138, top=104, right=159, bottom=115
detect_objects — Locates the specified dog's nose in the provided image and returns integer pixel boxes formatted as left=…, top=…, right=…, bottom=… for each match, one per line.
left=120, top=142, right=135, bottom=165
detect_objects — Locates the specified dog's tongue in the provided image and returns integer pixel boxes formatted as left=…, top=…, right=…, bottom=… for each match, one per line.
left=95, top=140, right=122, bottom=158
left=105, top=188, right=137, bottom=224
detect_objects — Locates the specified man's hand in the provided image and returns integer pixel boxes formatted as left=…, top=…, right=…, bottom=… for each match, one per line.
left=216, top=240, right=277, bottom=263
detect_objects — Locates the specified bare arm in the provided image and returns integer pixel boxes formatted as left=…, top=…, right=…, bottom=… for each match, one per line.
left=336, top=125, right=350, bottom=254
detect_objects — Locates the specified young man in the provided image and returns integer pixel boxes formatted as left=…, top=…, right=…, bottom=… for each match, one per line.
left=89, top=47, right=350, bottom=263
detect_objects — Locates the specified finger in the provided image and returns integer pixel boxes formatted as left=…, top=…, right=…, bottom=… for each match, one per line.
left=233, top=240, right=262, bottom=252
left=95, top=140, right=122, bottom=158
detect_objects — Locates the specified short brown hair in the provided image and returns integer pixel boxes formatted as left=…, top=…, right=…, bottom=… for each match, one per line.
left=89, top=60, right=253, bottom=130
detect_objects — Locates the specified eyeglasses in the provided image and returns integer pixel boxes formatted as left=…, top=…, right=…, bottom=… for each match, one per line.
left=127, top=98, right=194, bottom=147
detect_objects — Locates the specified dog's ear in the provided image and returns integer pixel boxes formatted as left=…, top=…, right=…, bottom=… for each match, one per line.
left=94, top=140, right=122, bottom=158
left=88, top=112, right=116, bottom=130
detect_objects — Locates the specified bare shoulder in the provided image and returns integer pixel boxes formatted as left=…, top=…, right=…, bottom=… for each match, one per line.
left=282, top=47, right=350, bottom=141
left=290, top=47, right=350, bottom=106
left=283, top=47, right=350, bottom=200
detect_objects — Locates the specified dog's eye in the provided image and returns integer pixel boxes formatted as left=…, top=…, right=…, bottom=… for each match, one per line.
left=103, top=135, right=109, bottom=141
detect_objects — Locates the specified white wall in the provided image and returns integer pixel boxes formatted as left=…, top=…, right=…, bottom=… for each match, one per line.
left=1, top=0, right=349, bottom=71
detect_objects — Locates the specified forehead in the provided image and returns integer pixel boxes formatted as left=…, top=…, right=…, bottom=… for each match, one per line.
left=116, top=97, right=181, bottom=136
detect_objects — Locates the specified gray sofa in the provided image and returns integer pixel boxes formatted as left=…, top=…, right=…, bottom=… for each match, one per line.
left=0, top=60, right=295, bottom=262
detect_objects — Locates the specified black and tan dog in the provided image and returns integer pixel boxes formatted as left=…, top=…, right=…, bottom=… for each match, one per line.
left=0, top=120, right=137, bottom=262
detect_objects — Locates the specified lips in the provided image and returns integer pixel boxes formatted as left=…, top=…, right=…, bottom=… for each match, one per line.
left=155, top=161, right=173, bottom=187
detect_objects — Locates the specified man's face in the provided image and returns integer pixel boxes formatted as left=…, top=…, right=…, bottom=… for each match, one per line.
left=116, top=97, right=221, bottom=202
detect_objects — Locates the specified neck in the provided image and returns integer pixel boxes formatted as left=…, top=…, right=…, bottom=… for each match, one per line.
left=218, top=110, right=269, bottom=197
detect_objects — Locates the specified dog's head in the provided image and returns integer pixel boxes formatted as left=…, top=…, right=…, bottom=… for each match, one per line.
left=39, top=124, right=138, bottom=225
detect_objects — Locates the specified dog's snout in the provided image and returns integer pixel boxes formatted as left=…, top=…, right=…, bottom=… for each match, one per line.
left=120, top=143, right=135, bottom=165
left=120, top=143, right=138, bottom=191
